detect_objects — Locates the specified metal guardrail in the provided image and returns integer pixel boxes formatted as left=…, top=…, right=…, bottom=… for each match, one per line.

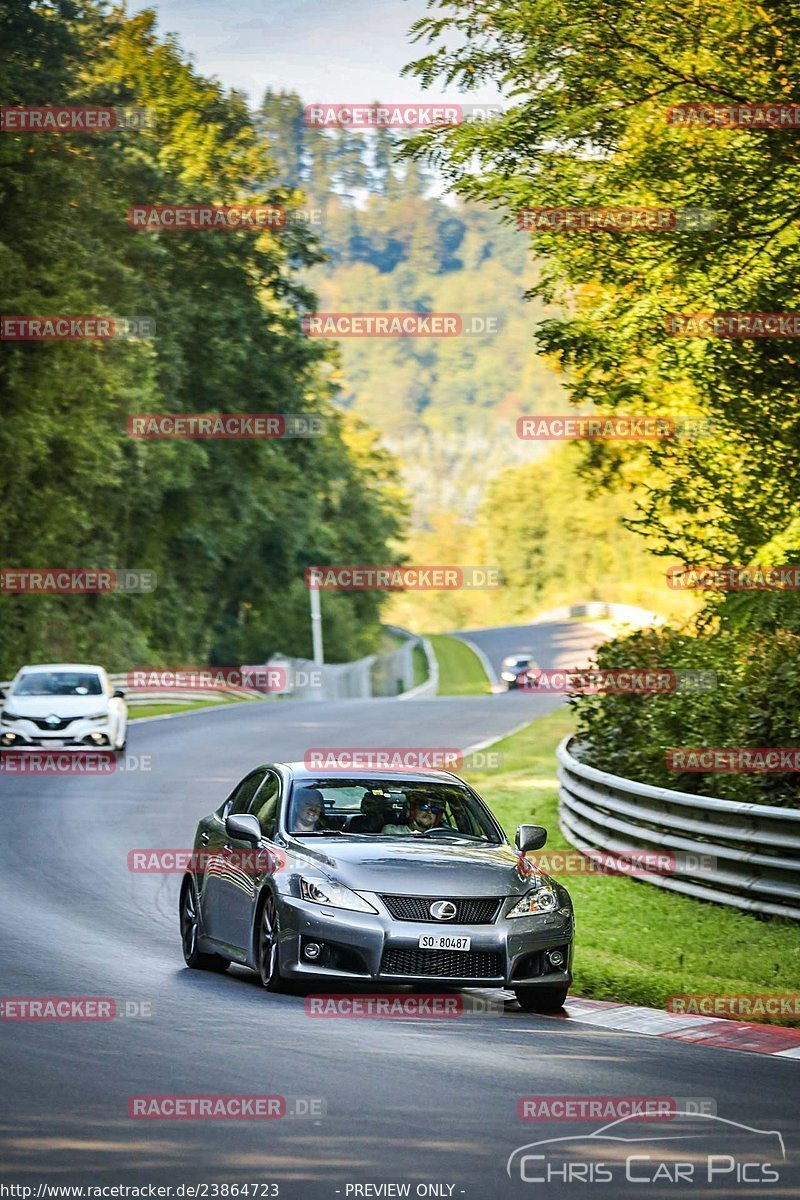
left=557, top=736, right=800, bottom=920
left=0, top=629, right=434, bottom=707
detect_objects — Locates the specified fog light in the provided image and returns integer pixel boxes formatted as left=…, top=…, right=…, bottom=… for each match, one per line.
left=304, top=942, right=322, bottom=961
left=547, top=950, right=565, bottom=969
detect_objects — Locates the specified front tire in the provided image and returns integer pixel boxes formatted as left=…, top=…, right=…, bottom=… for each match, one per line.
left=180, top=876, right=229, bottom=972
left=256, top=893, right=289, bottom=992
left=514, top=984, right=569, bottom=1012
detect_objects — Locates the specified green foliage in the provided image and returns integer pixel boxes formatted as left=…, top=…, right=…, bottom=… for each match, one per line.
left=0, top=2, right=405, bottom=677
left=469, top=708, right=800, bottom=1020
left=403, top=0, right=800, bottom=566
left=571, top=624, right=800, bottom=805
left=401, top=0, right=800, bottom=784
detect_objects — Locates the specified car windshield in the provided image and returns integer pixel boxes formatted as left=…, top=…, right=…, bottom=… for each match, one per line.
left=14, top=672, right=103, bottom=697
left=288, top=778, right=503, bottom=843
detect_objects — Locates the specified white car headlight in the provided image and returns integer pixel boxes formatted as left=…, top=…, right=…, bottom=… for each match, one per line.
left=84, top=713, right=110, bottom=722
left=300, top=877, right=377, bottom=914
left=507, top=885, right=559, bottom=917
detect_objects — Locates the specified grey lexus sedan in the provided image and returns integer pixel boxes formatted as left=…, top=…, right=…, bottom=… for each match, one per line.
left=179, top=763, right=574, bottom=1011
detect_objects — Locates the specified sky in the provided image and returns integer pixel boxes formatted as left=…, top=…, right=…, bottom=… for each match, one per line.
left=128, top=0, right=501, bottom=107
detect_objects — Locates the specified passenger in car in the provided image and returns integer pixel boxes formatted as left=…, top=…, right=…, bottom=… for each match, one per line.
left=291, top=787, right=326, bottom=833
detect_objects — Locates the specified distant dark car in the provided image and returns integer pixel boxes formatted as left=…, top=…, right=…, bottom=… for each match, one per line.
left=179, top=763, right=574, bottom=1012
left=501, top=654, right=537, bottom=690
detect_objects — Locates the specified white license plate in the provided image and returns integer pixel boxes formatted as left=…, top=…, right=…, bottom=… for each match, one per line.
left=418, top=933, right=471, bottom=951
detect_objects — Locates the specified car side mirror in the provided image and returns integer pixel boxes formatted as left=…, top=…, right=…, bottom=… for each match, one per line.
left=113, top=688, right=126, bottom=699
left=515, top=824, right=547, bottom=852
left=225, top=813, right=262, bottom=844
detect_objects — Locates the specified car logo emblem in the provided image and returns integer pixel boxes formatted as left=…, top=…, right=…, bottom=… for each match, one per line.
left=45, top=714, right=60, bottom=726
left=430, top=900, right=457, bottom=921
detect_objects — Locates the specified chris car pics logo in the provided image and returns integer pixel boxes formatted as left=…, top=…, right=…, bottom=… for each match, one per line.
left=508, top=1112, right=785, bottom=1185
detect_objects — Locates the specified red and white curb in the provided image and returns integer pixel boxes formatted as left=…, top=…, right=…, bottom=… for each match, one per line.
left=561, top=997, right=800, bottom=1058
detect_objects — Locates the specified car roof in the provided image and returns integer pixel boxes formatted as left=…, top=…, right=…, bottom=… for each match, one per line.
left=275, top=762, right=466, bottom=786
left=16, top=663, right=106, bottom=674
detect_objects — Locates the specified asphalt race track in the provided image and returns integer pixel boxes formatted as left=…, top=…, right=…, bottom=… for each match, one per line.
left=1, top=623, right=798, bottom=1198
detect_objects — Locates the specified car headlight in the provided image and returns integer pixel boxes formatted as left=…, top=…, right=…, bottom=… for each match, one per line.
left=300, top=877, right=377, bottom=913
left=507, top=885, right=559, bottom=917
left=83, top=713, right=110, bottom=722
left=0, top=710, right=21, bottom=722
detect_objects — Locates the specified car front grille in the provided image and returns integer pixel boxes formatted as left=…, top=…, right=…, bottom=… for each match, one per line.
left=29, top=717, right=73, bottom=731
left=379, top=895, right=502, bottom=924
left=380, top=946, right=504, bottom=979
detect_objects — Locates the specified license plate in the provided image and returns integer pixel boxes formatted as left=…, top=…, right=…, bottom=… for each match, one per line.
left=418, top=933, right=471, bottom=951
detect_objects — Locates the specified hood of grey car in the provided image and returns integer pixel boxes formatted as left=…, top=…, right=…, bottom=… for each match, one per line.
left=285, top=837, right=541, bottom=897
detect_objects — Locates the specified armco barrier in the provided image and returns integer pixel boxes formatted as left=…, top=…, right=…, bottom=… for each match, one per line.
left=0, top=629, right=435, bottom=707
left=557, top=736, right=800, bottom=920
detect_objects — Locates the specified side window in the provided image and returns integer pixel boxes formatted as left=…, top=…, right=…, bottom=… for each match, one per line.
left=249, top=773, right=281, bottom=839
left=225, top=770, right=267, bottom=817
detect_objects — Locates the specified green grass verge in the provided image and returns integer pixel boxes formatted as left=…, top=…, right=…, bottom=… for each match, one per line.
left=427, top=633, right=490, bottom=696
left=462, top=708, right=800, bottom=1026
left=412, top=643, right=429, bottom=688
left=130, top=695, right=262, bottom=720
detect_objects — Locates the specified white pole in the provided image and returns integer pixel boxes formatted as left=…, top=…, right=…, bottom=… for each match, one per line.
left=310, top=578, right=324, bottom=666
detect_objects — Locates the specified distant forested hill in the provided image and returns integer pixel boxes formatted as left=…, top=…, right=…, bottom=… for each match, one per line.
left=257, top=91, right=568, bottom=525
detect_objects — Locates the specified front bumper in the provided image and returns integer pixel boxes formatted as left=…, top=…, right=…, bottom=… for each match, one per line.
left=0, top=717, right=114, bottom=747
left=277, top=893, right=573, bottom=988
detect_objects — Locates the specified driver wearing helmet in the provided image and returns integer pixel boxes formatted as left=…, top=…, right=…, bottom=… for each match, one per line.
left=381, top=795, right=445, bottom=836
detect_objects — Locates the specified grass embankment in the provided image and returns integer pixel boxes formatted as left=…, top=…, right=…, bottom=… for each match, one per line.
left=462, top=708, right=800, bottom=1025
left=130, top=695, right=263, bottom=720
left=427, top=634, right=491, bottom=696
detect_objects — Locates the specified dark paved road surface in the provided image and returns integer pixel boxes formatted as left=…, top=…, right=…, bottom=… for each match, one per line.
left=1, top=623, right=796, bottom=1199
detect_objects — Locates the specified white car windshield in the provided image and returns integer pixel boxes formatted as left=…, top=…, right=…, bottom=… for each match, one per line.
left=14, top=672, right=104, bottom=697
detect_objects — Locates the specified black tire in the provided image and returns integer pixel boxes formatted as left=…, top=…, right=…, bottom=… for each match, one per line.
left=514, top=984, right=569, bottom=1013
left=180, top=876, right=229, bottom=972
left=256, top=892, right=289, bottom=992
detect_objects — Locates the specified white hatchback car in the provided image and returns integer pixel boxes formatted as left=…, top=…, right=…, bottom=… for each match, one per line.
left=0, top=663, right=128, bottom=751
